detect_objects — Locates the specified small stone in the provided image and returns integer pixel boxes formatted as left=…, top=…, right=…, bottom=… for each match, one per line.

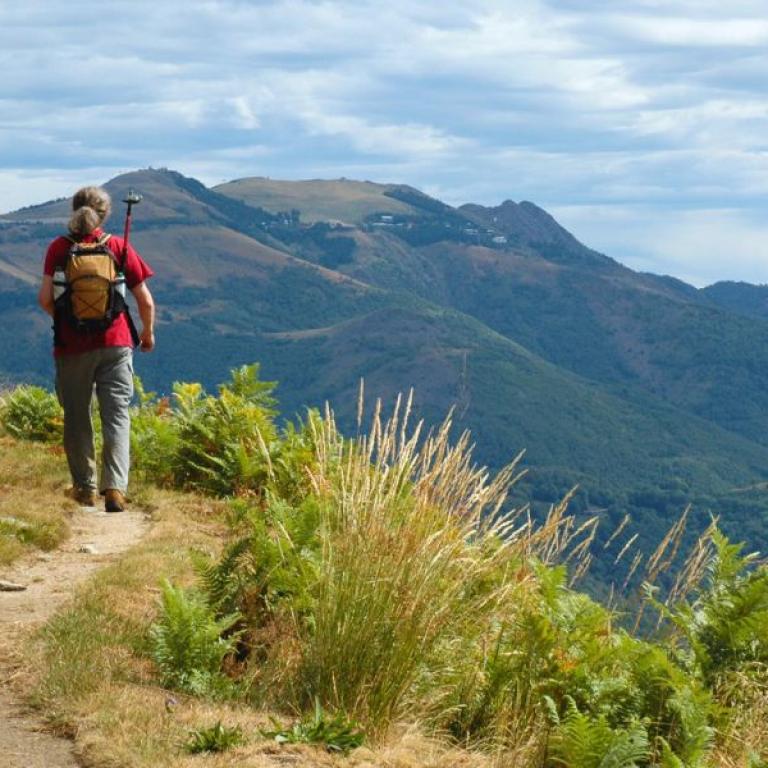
left=78, top=543, right=99, bottom=555
left=0, top=580, right=27, bottom=592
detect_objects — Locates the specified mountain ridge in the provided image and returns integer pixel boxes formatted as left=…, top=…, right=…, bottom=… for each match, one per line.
left=3, top=167, right=768, bottom=565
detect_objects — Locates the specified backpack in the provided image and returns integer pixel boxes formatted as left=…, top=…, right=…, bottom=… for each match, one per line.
left=53, top=234, right=139, bottom=346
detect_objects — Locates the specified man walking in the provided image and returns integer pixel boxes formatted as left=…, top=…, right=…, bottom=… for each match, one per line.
left=37, top=186, right=155, bottom=512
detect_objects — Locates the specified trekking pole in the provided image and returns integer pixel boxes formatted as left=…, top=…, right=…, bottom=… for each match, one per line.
left=121, top=189, right=142, bottom=262
left=119, top=189, right=144, bottom=349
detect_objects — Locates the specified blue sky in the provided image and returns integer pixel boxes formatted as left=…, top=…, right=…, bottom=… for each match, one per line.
left=2, top=0, right=767, bottom=286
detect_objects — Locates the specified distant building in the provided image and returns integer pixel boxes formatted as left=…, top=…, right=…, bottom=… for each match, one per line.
left=492, top=235, right=508, bottom=245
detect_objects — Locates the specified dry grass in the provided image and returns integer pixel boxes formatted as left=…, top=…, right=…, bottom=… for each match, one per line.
left=0, top=436, right=72, bottom=565
left=12, top=471, right=503, bottom=768
left=6, top=393, right=739, bottom=768
left=256, top=391, right=600, bottom=746
left=711, top=664, right=768, bottom=767
left=71, top=685, right=502, bottom=768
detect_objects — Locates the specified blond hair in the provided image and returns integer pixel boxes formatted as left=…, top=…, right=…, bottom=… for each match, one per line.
left=68, top=186, right=112, bottom=238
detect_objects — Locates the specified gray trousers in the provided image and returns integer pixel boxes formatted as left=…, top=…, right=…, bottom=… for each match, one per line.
left=55, top=347, right=134, bottom=493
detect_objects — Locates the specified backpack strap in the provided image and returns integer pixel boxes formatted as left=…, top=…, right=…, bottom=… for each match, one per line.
left=52, top=313, right=65, bottom=348
left=124, top=307, right=141, bottom=348
left=64, top=232, right=112, bottom=249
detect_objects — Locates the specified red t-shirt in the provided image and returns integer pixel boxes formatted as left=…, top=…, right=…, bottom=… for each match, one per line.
left=43, top=228, right=154, bottom=356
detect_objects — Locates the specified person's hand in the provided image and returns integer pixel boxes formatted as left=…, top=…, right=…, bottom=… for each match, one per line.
left=139, top=328, right=155, bottom=352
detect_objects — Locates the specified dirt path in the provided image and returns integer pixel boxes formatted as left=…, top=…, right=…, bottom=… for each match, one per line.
left=0, top=503, right=148, bottom=768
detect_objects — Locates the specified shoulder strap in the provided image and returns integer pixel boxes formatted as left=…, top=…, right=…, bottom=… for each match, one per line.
left=64, top=232, right=112, bottom=246
left=97, top=233, right=123, bottom=269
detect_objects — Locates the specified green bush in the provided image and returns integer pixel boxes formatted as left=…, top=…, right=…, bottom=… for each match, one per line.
left=170, top=364, right=277, bottom=495
left=196, top=494, right=322, bottom=624
left=149, top=579, right=241, bottom=698
left=649, top=527, right=768, bottom=684
left=185, top=721, right=244, bottom=754
left=548, top=697, right=649, bottom=768
left=129, top=377, right=178, bottom=486
left=262, top=698, right=365, bottom=754
left=130, top=365, right=282, bottom=497
left=0, top=385, right=63, bottom=442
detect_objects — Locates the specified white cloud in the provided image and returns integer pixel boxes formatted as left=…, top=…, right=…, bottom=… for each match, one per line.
left=0, top=0, right=767, bottom=283
left=551, top=204, right=768, bottom=287
left=0, top=167, right=126, bottom=213
left=611, top=16, right=768, bottom=46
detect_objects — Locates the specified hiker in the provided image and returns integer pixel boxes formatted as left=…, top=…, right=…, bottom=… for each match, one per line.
left=37, top=186, right=155, bottom=512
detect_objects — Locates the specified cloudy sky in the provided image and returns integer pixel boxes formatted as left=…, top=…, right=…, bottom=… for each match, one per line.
left=2, top=0, right=767, bottom=286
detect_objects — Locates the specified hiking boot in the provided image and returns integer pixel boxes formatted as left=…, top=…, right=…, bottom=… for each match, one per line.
left=104, top=489, right=126, bottom=513
left=68, top=486, right=98, bottom=507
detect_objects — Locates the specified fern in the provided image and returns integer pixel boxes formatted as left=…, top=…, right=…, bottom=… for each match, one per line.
left=170, top=366, right=278, bottom=495
left=195, top=536, right=253, bottom=616
left=149, top=579, right=241, bottom=697
left=0, top=385, right=63, bottom=442
left=650, top=527, right=768, bottom=684
left=549, top=697, right=649, bottom=768
left=196, top=495, right=322, bottom=626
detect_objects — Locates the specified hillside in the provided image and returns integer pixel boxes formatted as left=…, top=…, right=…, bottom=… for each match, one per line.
left=214, top=177, right=417, bottom=224
left=3, top=168, right=768, bottom=558
left=702, top=280, right=768, bottom=320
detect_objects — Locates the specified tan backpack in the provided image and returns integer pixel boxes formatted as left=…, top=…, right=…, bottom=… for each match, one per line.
left=53, top=234, right=138, bottom=345
left=65, top=234, right=122, bottom=323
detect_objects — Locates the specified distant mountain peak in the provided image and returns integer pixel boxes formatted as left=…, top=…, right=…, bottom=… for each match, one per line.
left=460, top=198, right=617, bottom=270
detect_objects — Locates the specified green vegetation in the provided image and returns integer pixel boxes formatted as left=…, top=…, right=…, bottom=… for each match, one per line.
left=0, top=406, right=71, bottom=564
left=262, top=698, right=365, bottom=754
left=5, top=365, right=768, bottom=766
left=547, top=698, right=650, bottom=768
left=149, top=579, right=241, bottom=698
left=184, top=721, right=245, bottom=754
left=0, top=384, right=62, bottom=442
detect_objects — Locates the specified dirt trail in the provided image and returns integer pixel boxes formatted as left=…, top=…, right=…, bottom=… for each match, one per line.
left=0, top=503, right=147, bottom=768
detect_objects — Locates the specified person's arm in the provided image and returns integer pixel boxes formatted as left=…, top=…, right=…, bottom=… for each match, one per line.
left=131, top=281, right=155, bottom=352
left=38, top=275, right=54, bottom=317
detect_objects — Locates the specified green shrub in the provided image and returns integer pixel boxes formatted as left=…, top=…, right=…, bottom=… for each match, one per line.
left=194, top=398, right=535, bottom=738
left=171, top=364, right=277, bottom=495
left=0, top=385, right=63, bottom=442
left=185, top=721, right=244, bottom=753
left=129, top=377, right=178, bottom=485
left=267, top=410, right=322, bottom=502
left=196, top=494, right=322, bottom=623
left=548, top=697, right=649, bottom=768
left=261, top=698, right=364, bottom=754
left=149, top=579, right=241, bottom=698
left=650, top=527, right=768, bottom=684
